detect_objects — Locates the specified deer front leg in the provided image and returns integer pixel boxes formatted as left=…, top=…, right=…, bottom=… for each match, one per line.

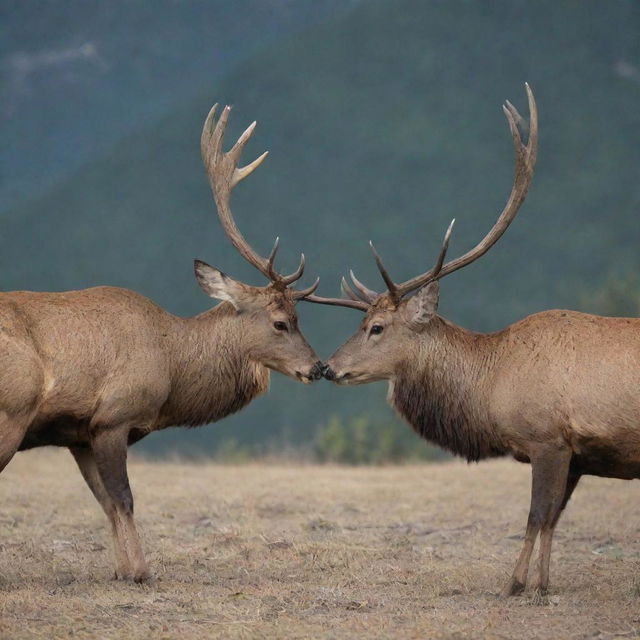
left=69, top=446, right=130, bottom=580
left=532, top=470, right=580, bottom=595
left=501, top=444, right=572, bottom=597
left=90, top=428, right=150, bottom=583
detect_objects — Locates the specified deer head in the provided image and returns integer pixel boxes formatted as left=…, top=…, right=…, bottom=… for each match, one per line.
left=306, top=85, right=538, bottom=384
left=198, top=104, right=323, bottom=383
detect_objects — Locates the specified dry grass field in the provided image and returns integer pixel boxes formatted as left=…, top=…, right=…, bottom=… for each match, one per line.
left=1, top=450, right=640, bottom=639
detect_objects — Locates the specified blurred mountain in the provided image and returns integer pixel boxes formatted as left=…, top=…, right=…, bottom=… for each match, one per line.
left=0, top=0, right=355, bottom=210
left=2, top=0, right=639, bottom=454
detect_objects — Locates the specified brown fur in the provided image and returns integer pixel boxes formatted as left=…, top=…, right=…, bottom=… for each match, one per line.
left=326, top=293, right=640, bottom=596
left=391, top=318, right=505, bottom=462
left=0, top=284, right=320, bottom=582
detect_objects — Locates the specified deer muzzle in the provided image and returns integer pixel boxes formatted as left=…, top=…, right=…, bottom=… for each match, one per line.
left=309, top=360, right=326, bottom=381
left=296, top=360, right=326, bottom=384
left=323, top=366, right=337, bottom=381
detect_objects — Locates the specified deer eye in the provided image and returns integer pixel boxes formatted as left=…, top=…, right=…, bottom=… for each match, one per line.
left=273, top=321, right=288, bottom=332
left=370, top=324, right=384, bottom=335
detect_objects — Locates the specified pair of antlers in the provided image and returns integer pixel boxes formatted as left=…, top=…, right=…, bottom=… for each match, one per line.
left=202, top=84, right=538, bottom=309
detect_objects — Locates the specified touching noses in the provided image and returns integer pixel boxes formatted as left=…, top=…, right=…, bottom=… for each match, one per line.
left=310, top=361, right=327, bottom=381
left=323, top=366, right=336, bottom=381
left=296, top=360, right=327, bottom=382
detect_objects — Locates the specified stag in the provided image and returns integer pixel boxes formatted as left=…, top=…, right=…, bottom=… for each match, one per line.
left=0, top=104, right=323, bottom=582
left=309, top=85, right=640, bottom=596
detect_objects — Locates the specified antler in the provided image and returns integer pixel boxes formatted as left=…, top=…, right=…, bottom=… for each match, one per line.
left=201, top=104, right=311, bottom=288
left=306, top=83, right=538, bottom=310
left=389, top=83, right=538, bottom=298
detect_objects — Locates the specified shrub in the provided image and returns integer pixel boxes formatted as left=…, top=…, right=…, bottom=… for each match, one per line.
left=314, top=414, right=447, bottom=464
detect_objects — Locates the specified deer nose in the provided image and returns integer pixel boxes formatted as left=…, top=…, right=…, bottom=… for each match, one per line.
left=309, top=361, right=325, bottom=381
left=323, top=366, right=336, bottom=381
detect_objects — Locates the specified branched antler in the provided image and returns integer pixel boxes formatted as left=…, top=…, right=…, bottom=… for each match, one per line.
left=306, top=83, right=538, bottom=310
left=201, top=104, right=318, bottom=298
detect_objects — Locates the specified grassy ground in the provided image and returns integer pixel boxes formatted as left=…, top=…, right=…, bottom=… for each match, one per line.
left=1, top=450, right=640, bottom=639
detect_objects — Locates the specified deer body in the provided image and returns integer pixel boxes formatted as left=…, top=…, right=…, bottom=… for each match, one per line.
left=309, top=86, right=638, bottom=594
left=3, top=287, right=269, bottom=453
left=390, top=309, right=640, bottom=479
left=1, top=104, right=323, bottom=583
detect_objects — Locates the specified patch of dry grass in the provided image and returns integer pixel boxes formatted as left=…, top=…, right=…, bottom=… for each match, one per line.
left=2, top=450, right=640, bottom=639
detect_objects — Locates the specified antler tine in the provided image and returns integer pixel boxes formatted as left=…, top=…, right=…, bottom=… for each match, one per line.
left=369, top=241, right=399, bottom=300
left=341, top=276, right=367, bottom=302
left=266, top=237, right=280, bottom=279
left=431, top=218, right=455, bottom=278
left=394, top=84, right=538, bottom=298
left=525, top=82, right=538, bottom=166
left=229, top=120, right=257, bottom=162
left=211, top=105, right=231, bottom=154
left=291, top=276, right=320, bottom=300
left=281, top=253, right=306, bottom=286
left=349, top=269, right=378, bottom=303
left=201, top=103, right=218, bottom=149
left=232, top=150, right=269, bottom=188
left=304, top=293, right=369, bottom=312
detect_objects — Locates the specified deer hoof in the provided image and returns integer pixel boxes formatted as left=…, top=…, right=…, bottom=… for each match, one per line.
left=529, top=586, right=549, bottom=606
left=133, top=570, right=153, bottom=585
left=111, top=569, right=152, bottom=584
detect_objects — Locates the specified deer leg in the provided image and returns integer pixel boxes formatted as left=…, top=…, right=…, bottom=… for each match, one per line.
left=501, top=445, right=572, bottom=597
left=90, top=428, right=150, bottom=583
left=500, top=511, right=539, bottom=596
left=69, top=446, right=130, bottom=579
left=532, top=470, right=580, bottom=595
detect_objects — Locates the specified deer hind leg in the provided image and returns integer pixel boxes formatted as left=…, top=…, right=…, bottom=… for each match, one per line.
left=501, top=445, right=572, bottom=597
left=89, top=428, right=150, bottom=583
left=69, top=446, right=130, bottom=580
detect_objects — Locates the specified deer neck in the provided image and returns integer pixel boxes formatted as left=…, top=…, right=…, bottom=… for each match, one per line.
left=390, top=316, right=505, bottom=462
left=163, top=302, right=269, bottom=427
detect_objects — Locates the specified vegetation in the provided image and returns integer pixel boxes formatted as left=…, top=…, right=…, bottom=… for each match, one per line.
left=314, top=415, right=447, bottom=464
left=182, top=415, right=447, bottom=464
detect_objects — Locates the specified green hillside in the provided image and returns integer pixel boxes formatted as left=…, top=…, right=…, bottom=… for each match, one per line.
left=0, top=0, right=350, bottom=209
left=2, top=0, right=639, bottom=455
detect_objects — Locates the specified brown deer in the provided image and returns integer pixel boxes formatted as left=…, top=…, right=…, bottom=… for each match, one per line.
left=0, top=104, right=323, bottom=582
left=309, top=85, right=640, bottom=596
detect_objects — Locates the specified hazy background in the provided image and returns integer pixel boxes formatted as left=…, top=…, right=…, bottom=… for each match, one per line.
left=2, top=0, right=639, bottom=459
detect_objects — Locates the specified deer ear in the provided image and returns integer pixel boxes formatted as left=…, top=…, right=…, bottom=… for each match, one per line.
left=404, top=281, right=439, bottom=328
left=194, top=260, right=248, bottom=310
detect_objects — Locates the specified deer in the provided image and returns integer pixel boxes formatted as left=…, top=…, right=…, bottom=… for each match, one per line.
left=308, top=84, right=640, bottom=596
left=0, top=103, right=324, bottom=583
